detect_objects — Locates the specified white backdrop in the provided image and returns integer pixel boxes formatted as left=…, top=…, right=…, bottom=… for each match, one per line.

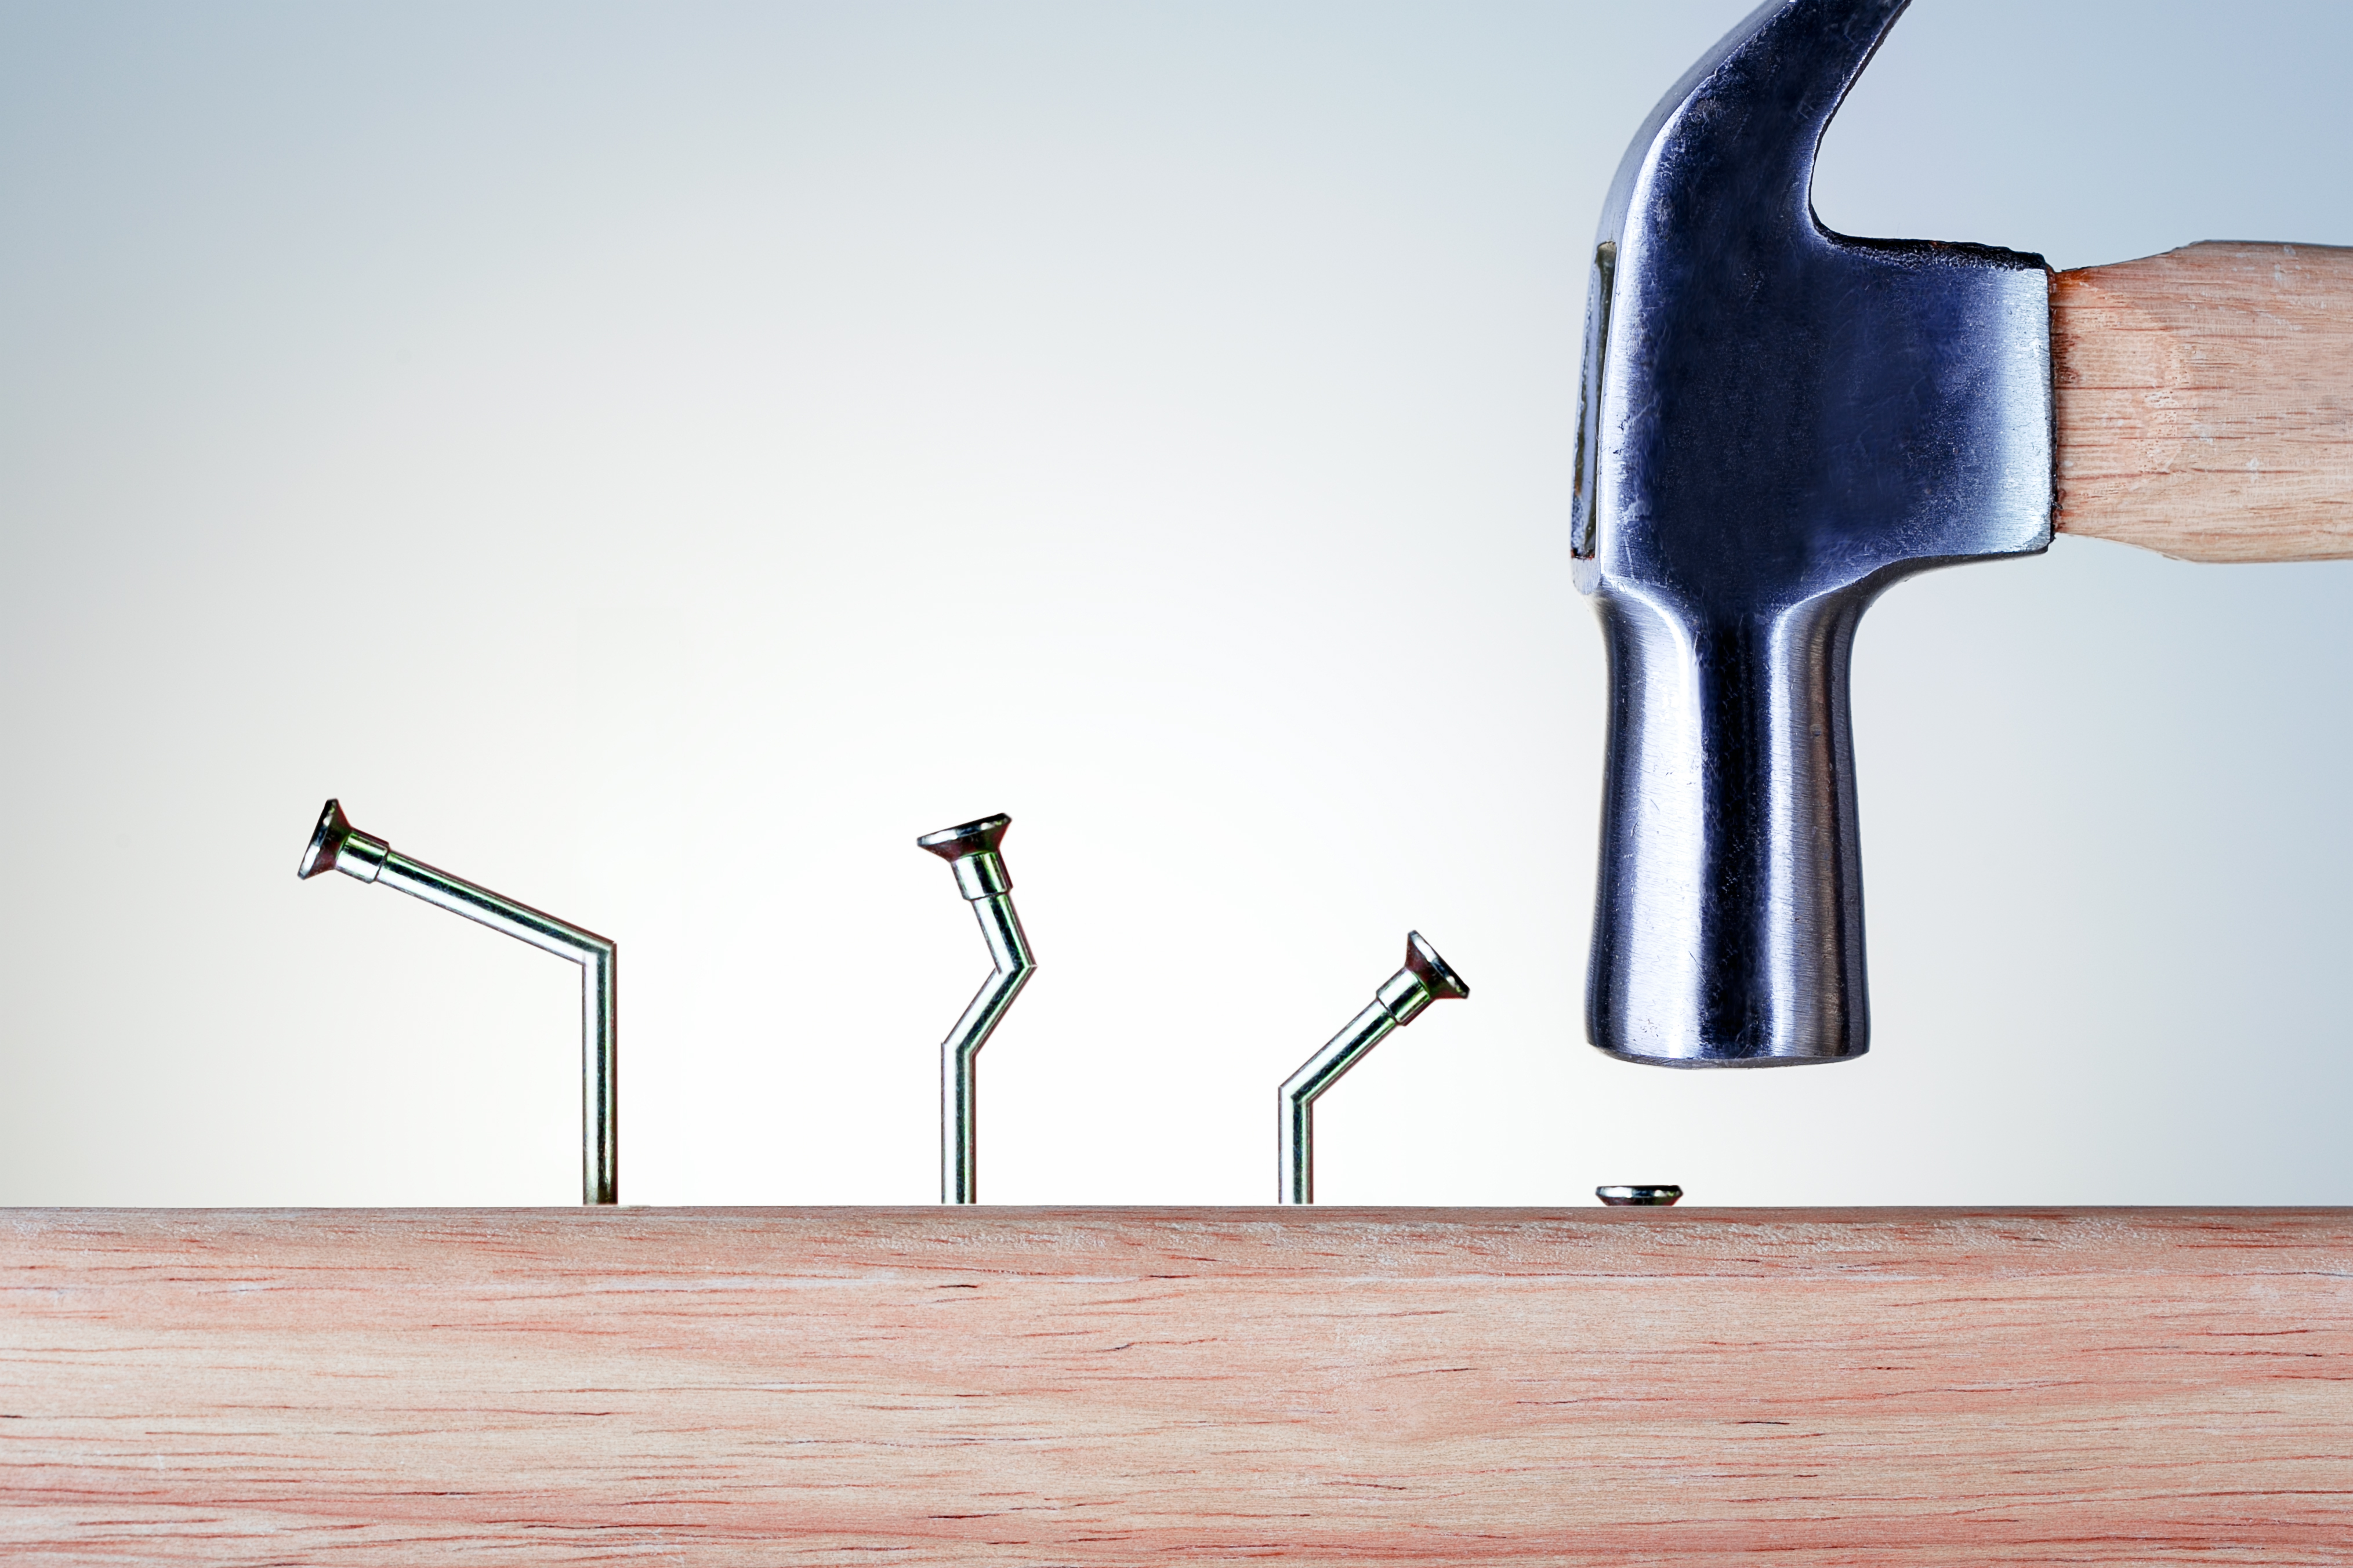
left=3, top=1, right=2348, bottom=1207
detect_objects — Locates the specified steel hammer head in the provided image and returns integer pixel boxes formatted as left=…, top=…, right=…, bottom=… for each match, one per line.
left=1574, top=0, right=2051, bottom=1066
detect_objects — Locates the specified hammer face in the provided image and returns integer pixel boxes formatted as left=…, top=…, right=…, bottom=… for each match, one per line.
left=1574, top=0, right=2053, bottom=1066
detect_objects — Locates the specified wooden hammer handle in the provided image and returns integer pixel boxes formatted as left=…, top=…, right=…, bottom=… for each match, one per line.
left=2053, top=241, right=2353, bottom=562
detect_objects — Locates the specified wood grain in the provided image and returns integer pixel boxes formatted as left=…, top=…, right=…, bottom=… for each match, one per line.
left=4, top=1207, right=2350, bottom=1564
left=2053, top=241, right=2353, bottom=561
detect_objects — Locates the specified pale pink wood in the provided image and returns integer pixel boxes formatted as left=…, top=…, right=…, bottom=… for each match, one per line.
left=2054, top=241, right=2353, bottom=561
left=4, top=1207, right=2351, bottom=1563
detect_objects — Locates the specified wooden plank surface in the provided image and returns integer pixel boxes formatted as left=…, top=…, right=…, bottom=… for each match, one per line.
left=3, top=1207, right=2350, bottom=1564
left=2053, top=240, right=2353, bottom=562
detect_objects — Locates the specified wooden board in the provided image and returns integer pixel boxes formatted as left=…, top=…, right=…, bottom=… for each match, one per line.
left=4, top=1207, right=2351, bottom=1563
left=2053, top=240, right=2353, bottom=562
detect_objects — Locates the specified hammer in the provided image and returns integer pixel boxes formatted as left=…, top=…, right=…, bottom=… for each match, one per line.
left=1576, top=0, right=2350, bottom=1067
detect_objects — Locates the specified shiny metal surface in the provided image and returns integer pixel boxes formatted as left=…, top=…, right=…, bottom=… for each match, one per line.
left=299, top=799, right=618, bottom=1205
left=1279, top=932, right=1467, bottom=1204
left=1597, top=1185, right=1683, bottom=1207
left=1573, top=0, right=2053, bottom=1067
left=918, top=814, right=1036, bottom=1205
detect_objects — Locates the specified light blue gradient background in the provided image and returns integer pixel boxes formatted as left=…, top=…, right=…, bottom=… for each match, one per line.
left=2, top=2, right=2347, bottom=1206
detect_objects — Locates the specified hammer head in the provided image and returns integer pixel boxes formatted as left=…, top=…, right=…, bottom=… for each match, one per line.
left=1574, top=0, right=2051, bottom=1066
